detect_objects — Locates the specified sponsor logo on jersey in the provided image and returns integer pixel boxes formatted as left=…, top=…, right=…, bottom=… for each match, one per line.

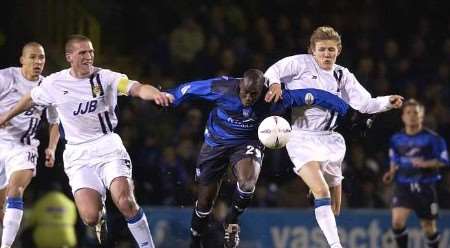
left=93, top=84, right=102, bottom=97
left=305, top=92, right=315, bottom=105
left=73, top=100, right=98, bottom=115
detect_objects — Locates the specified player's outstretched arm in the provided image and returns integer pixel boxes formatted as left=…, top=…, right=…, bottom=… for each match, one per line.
left=168, top=78, right=221, bottom=107
left=0, top=93, right=34, bottom=127
left=129, top=82, right=173, bottom=106
left=279, top=88, right=350, bottom=116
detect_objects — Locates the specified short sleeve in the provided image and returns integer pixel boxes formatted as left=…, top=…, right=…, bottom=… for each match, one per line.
left=0, top=71, right=12, bottom=99
left=30, top=77, right=55, bottom=106
left=46, top=105, right=59, bottom=124
left=101, top=69, right=134, bottom=96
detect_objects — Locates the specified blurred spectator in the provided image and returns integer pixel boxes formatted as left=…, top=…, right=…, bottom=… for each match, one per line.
left=26, top=183, right=77, bottom=248
left=343, top=144, right=386, bottom=208
left=158, top=146, right=191, bottom=206
left=169, top=17, right=205, bottom=64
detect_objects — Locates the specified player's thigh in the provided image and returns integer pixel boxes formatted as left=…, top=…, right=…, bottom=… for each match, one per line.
left=4, top=144, right=37, bottom=181
left=0, top=160, right=7, bottom=190
left=65, top=161, right=106, bottom=207
left=287, top=132, right=345, bottom=177
left=230, top=142, right=263, bottom=184
left=196, top=143, right=229, bottom=185
left=392, top=207, right=411, bottom=228
left=298, top=161, right=330, bottom=198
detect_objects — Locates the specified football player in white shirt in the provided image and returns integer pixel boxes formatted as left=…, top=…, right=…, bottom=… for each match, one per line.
left=0, top=42, right=60, bottom=248
left=264, top=26, right=403, bottom=248
left=0, top=35, right=173, bottom=248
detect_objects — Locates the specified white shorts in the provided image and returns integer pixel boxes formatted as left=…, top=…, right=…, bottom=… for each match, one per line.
left=286, top=130, right=346, bottom=187
left=63, top=133, right=132, bottom=202
left=0, top=141, right=38, bottom=189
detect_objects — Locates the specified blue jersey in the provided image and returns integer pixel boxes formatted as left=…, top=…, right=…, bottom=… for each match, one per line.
left=389, top=129, right=449, bottom=184
left=170, top=76, right=350, bottom=146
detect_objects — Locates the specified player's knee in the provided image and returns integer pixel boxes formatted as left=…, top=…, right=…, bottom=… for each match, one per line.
left=82, top=212, right=100, bottom=227
left=392, top=220, right=406, bottom=230
left=237, top=181, right=255, bottom=193
left=421, top=220, right=436, bottom=235
left=311, top=186, right=330, bottom=198
left=196, top=198, right=213, bottom=211
left=116, top=195, right=137, bottom=214
left=7, top=185, right=26, bottom=198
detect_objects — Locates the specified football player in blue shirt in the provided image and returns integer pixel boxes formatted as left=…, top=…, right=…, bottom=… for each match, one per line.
left=383, top=99, right=449, bottom=248
left=169, top=69, right=361, bottom=248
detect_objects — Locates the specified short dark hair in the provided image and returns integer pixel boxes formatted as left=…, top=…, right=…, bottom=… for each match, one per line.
left=242, top=69, right=266, bottom=89
left=65, top=34, right=91, bottom=53
left=22, top=42, right=43, bottom=55
left=403, top=98, right=425, bottom=114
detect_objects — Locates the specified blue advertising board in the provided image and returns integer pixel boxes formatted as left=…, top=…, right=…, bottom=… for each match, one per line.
left=146, top=208, right=450, bottom=248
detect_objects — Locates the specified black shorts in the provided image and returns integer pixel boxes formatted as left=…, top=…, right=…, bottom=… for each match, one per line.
left=195, top=141, right=264, bottom=185
left=392, top=183, right=439, bottom=219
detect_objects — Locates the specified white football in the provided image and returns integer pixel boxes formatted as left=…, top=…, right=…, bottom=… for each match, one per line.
left=258, top=116, right=291, bottom=149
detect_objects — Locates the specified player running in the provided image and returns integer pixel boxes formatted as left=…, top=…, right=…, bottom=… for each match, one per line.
left=0, top=35, right=173, bottom=248
left=0, top=42, right=59, bottom=248
left=383, top=99, right=449, bottom=248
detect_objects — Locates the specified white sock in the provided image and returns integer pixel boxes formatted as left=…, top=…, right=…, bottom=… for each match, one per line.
left=1, top=198, right=24, bottom=248
left=127, top=208, right=155, bottom=248
left=314, top=198, right=341, bottom=248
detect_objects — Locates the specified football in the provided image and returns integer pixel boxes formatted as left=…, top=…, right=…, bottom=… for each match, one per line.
left=257, top=116, right=292, bottom=149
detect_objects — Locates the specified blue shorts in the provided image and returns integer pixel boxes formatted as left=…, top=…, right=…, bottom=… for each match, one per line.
left=392, top=183, right=438, bottom=219
left=195, top=141, right=264, bottom=185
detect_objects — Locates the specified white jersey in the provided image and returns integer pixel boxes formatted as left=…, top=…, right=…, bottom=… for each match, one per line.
left=0, top=67, right=57, bottom=146
left=265, top=54, right=392, bottom=131
left=30, top=68, right=135, bottom=145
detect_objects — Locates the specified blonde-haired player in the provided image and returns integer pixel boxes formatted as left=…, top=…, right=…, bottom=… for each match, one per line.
left=264, top=26, right=403, bottom=248
left=0, top=42, right=60, bottom=248
left=0, top=35, right=173, bottom=248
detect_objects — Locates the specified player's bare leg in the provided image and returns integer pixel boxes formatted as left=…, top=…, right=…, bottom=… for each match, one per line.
left=224, top=157, right=261, bottom=248
left=420, top=219, right=440, bottom=248
left=391, top=207, right=410, bottom=248
left=0, top=187, right=7, bottom=223
left=190, top=181, right=221, bottom=248
left=298, top=161, right=342, bottom=248
left=74, top=188, right=105, bottom=245
left=1, top=169, right=33, bottom=248
left=110, top=176, right=154, bottom=248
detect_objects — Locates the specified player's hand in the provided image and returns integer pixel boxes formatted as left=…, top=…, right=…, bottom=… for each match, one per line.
left=382, top=168, right=397, bottom=184
left=45, top=148, right=56, bottom=168
left=265, top=83, right=282, bottom=103
left=154, top=92, right=174, bottom=107
left=0, top=114, right=9, bottom=128
left=389, top=95, right=404, bottom=109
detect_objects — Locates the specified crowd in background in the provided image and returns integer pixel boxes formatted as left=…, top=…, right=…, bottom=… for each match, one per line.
left=1, top=1, right=450, bottom=243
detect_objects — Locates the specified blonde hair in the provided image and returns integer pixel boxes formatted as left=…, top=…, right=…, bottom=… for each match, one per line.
left=308, top=26, right=342, bottom=54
